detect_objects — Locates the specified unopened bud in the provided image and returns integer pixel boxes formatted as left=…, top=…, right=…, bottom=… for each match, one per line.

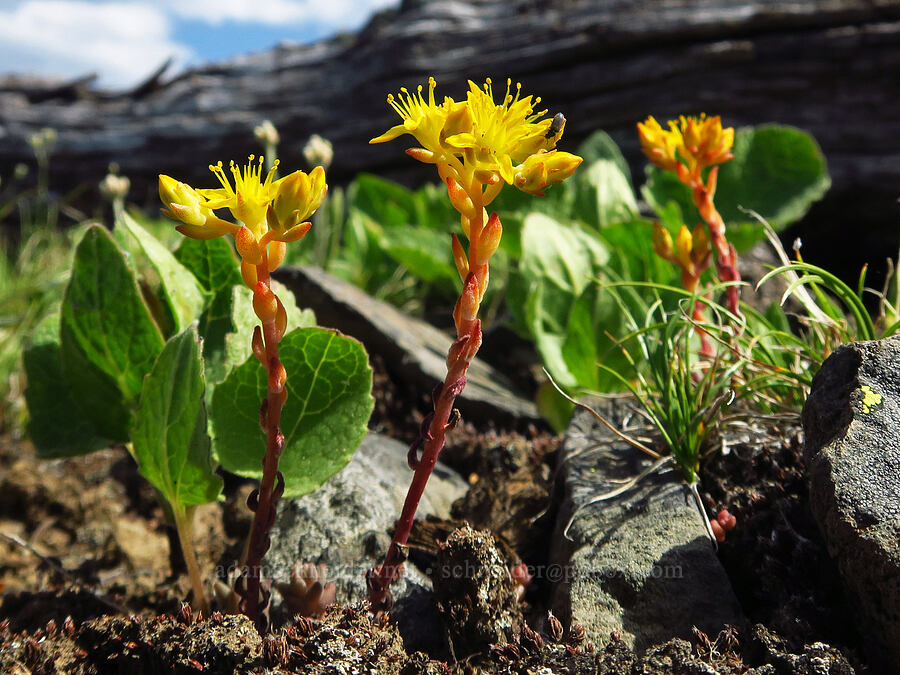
left=235, top=226, right=263, bottom=265
left=267, top=240, right=287, bottom=272
left=275, top=298, right=288, bottom=341
left=269, top=360, right=287, bottom=394
left=451, top=234, right=469, bottom=281
left=241, top=259, right=258, bottom=288
left=474, top=212, right=502, bottom=266
left=675, top=225, right=694, bottom=274
left=651, top=223, right=674, bottom=262
left=446, top=176, right=475, bottom=219
left=252, top=325, right=266, bottom=364
left=405, top=147, right=437, bottom=164
left=253, top=282, right=278, bottom=323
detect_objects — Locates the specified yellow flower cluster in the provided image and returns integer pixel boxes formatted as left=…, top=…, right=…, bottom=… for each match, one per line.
left=159, top=156, right=326, bottom=247
left=637, top=114, right=734, bottom=181
left=652, top=223, right=711, bottom=293
left=371, top=77, right=581, bottom=197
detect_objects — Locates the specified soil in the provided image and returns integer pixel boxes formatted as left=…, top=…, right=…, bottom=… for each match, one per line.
left=0, top=355, right=872, bottom=673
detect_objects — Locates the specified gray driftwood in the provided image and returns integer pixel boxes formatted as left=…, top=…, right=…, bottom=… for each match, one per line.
left=1, top=0, right=899, bottom=261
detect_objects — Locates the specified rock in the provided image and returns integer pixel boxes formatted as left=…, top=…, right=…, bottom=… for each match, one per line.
left=549, top=398, right=744, bottom=652
left=275, top=265, right=541, bottom=427
left=265, top=432, right=467, bottom=652
left=432, top=526, right=520, bottom=656
left=802, top=334, right=900, bottom=671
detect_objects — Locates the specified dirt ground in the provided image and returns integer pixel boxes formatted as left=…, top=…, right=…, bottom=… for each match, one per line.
left=0, top=356, right=871, bottom=673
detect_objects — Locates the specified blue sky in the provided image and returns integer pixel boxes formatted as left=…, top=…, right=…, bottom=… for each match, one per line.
left=0, top=0, right=399, bottom=90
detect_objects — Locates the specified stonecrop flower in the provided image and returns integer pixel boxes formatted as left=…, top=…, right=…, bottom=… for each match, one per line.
left=638, top=114, right=734, bottom=177
left=370, top=76, right=581, bottom=196
left=159, top=156, right=326, bottom=247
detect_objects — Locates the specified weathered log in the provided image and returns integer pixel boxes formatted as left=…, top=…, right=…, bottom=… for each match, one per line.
left=1, top=0, right=898, bottom=273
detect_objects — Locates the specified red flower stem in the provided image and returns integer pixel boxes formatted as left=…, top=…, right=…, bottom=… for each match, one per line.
left=239, top=255, right=287, bottom=632
left=693, top=167, right=741, bottom=317
left=367, top=179, right=488, bottom=613
left=367, top=315, right=481, bottom=612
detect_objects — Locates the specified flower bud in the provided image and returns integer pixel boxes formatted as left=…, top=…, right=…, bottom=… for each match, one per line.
left=303, top=134, right=333, bottom=169
left=446, top=176, right=475, bottom=219
left=268, top=240, right=287, bottom=272
left=252, top=325, right=266, bottom=364
left=405, top=147, right=437, bottom=164
left=241, top=259, right=258, bottom=288
left=451, top=234, right=469, bottom=281
left=159, top=174, right=237, bottom=239
left=272, top=167, right=327, bottom=236
left=473, top=212, right=502, bottom=266
left=253, top=282, right=278, bottom=323
left=675, top=224, right=694, bottom=274
left=275, top=297, right=288, bottom=341
left=651, top=223, right=675, bottom=262
left=269, top=360, right=287, bottom=394
left=514, top=150, right=582, bottom=196
left=235, top=226, right=263, bottom=264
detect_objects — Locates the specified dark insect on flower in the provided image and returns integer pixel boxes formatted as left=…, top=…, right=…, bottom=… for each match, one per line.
left=546, top=112, right=566, bottom=138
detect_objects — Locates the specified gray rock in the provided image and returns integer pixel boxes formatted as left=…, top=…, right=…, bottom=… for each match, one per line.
left=266, top=431, right=467, bottom=652
left=275, top=265, right=540, bottom=427
left=802, top=334, right=900, bottom=670
left=549, top=398, right=744, bottom=652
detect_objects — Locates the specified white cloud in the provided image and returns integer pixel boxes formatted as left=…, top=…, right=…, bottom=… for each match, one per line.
left=0, top=1, right=192, bottom=89
left=0, top=0, right=399, bottom=89
left=159, top=0, right=397, bottom=28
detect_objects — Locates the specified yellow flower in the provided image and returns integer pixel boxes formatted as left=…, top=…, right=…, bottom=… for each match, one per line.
left=637, top=116, right=683, bottom=173
left=681, top=114, right=734, bottom=170
left=638, top=114, right=734, bottom=175
left=444, top=78, right=557, bottom=185
left=369, top=77, right=460, bottom=160
left=198, top=155, right=282, bottom=236
left=158, top=174, right=238, bottom=240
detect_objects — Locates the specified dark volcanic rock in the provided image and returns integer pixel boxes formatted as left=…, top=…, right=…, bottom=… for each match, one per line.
left=802, top=334, right=900, bottom=671
left=275, top=265, right=541, bottom=427
left=550, top=397, right=744, bottom=652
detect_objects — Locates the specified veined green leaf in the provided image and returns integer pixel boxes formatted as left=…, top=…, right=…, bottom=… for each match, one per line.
left=60, top=225, right=165, bottom=441
left=132, top=325, right=222, bottom=507
left=115, top=211, right=209, bottom=335
left=24, top=312, right=111, bottom=458
left=212, top=327, right=373, bottom=498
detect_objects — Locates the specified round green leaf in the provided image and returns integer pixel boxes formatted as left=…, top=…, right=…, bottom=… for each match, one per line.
left=211, top=327, right=373, bottom=498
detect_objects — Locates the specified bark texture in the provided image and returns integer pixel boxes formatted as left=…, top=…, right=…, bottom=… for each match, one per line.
left=2, top=0, right=898, bottom=261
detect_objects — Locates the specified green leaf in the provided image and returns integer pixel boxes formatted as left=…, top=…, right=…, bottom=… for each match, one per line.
left=576, top=130, right=633, bottom=185
left=518, top=214, right=610, bottom=388
left=115, top=211, right=209, bottom=335
left=223, top=280, right=316, bottom=374
left=350, top=174, right=418, bottom=228
left=212, top=327, right=373, bottom=498
left=560, top=283, right=632, bottom=392
left=379, top=225, right=458, bottom=286
left=132, top=326, right=222, bottom=507
left=174, top=237, right=243, bottom=296
left=60, top=226, right=165, bottom=440
left=520, top=213, right=609, bottom=296
left=575, top=159, right=639, bottom=229
left=715, top=124, right=830, bottom=228
left=174, top=237, right=243, bottom=383
left=24, top=313, right=111, bottom=458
